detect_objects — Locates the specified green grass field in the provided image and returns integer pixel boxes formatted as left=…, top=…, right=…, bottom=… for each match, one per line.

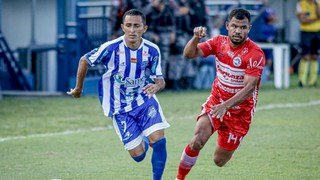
left=1, top=78, right=320, bottom=179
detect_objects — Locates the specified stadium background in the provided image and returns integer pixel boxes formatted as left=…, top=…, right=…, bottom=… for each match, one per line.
left=0, top=0, right=310, bottom=96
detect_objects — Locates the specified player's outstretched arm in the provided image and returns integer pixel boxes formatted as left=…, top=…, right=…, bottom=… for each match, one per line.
left=67, top=56, right=89, bottom=98
left=210, top=75, right=259, bottom=120
left=183, top=26, right=206, bottom=59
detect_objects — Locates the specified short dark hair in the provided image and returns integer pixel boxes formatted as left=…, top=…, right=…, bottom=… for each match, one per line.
left=122, top=9, right=146, bottom=25
left=228, top=8, right=251, bottom=23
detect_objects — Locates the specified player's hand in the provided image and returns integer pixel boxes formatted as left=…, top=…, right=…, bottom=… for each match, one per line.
left=143, top=84, right=160, bottom=98
left=67, top=88, right=83, bottom=98
left=194, top=26, right=207, bottom=39
left=209, top=103, right=228, bottom=122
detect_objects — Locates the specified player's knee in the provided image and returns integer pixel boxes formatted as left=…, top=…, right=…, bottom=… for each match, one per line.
left=132, top=152, right=146, bottom=162
left=213, top=156, right=229, bottom=167
left=213, top=157, right=226, bottom=167
left=189, top=137, right=204, bottom=151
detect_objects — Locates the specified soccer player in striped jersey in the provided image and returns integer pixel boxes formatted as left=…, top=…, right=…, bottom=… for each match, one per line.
left=175, top=9, right=265, bottom=180
left=67, top=9, right=170, bottom=180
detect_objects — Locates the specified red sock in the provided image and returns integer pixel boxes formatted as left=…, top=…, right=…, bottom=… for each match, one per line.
left=176, top=145, right=199, bottom=180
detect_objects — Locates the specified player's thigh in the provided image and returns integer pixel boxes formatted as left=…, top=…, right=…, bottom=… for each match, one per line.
left=215, top=126, right=245, bottom=161
left=148, top=129, right=165, bottom=144
left=140, top=97, right=170, bottom=141
left=213, top=145, right=235, bottom=166
left=128, top=142, right=145, bottom=157
left=311, top=33, right=320, bottom=56
left=300, top=32, right=313, bottom=56
left=113, top=114, right=144, bottom=153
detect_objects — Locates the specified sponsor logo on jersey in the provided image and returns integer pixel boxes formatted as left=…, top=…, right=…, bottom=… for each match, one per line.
left=227, top=51, right=235, bottom=58
left=248, top=57, right=264, bottom=69
left=217, top=81, right=242, bottom=94
left=233, top=57, right=242, bottom=67
left=241, top=48, right=249, bottom=55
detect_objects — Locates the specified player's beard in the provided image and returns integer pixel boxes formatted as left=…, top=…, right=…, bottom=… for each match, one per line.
left=231, top=36, right=246, bottom=45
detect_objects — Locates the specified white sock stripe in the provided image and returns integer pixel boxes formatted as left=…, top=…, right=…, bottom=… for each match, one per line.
left=181, top=151, right=198, bottom=166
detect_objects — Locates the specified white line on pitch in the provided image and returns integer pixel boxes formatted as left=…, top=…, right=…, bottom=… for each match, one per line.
left=256, top=100, right=320, bottom=111
left=1, top=100, right=320, bottom=143
left=0, top=126, right=113, bottom=143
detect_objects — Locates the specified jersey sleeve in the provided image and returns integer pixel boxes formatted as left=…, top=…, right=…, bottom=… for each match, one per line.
left=245, top=50, right=265, bottom=77
left=198, top=36, right=219, bottom=57
left=149, top=46, right=163, bottom=79
left=85, top=42, right=111, bottom=67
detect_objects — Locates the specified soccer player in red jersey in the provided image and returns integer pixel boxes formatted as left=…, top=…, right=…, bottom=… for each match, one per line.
left=175, top=8, right=265, bottom=180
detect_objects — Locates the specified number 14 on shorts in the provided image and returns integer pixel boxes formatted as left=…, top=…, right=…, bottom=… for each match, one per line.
left=227, top=133, right=243, bottom=144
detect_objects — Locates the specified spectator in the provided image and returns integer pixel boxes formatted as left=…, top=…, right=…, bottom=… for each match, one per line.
left=193, top=55, right=216, bottom=90
left=111, top=0, right=152, bottom=39
left=259, top=0, right=278, bottom=83
left=296, top=0, right=320, bottom=87
left=168, top=0, right=190, bottom=91
left=145, top=0, right=176, bottom=79
left=182, top=0, right=210, bottom=89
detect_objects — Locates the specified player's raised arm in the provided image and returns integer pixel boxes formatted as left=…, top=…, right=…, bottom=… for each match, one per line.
left=67, top=56, right=89, bottom=98
left=183, top=26, right=206, bottom=59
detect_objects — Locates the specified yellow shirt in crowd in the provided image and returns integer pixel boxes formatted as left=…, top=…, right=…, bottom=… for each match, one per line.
left=296, top=0, right=320, bottom=32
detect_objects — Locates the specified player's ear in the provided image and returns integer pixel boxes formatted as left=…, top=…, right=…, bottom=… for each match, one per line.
left=144, top=25, right=148, bottom=33
left=121, top=24, right=125, bottom=32
left=248, top=24, right=252, bottom=32
left=225, top=21, right=229, bottom=30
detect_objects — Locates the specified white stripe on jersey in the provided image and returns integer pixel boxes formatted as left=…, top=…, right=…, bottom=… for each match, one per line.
left=86, top=36, right=162, bottom=117
left=216, top=59, right=245, bottom=87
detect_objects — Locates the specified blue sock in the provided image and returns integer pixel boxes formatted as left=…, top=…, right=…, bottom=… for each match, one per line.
left=151, top=138, right=167, bottom=180
left=132, top=137, right=149, bottom=162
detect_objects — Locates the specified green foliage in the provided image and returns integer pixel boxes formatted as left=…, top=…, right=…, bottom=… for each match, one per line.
left=0, top=85, right=320, bottom=179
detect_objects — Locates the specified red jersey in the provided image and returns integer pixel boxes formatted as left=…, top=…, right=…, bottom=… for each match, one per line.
left=198, top=35, right=265, bottom=135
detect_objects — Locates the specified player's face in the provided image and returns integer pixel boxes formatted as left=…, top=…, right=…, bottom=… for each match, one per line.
left=226, top=17, right=251, bottom=46
left=121, top=15, right=147, bottom=47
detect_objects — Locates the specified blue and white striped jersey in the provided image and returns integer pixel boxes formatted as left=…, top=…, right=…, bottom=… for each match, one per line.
left=85, top=36, right=163, bottom=117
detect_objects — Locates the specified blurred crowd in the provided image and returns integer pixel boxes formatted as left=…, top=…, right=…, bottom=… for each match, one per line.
left=109, top=0, right=280, bottom=90
left=110, top=0, right=218, bottom=91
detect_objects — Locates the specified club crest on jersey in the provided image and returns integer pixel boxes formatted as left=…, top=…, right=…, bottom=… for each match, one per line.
left=233, top=57, right=242, bottom=67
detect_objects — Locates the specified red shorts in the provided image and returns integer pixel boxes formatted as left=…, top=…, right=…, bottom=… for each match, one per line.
left=197, top=111, right=246, bottom=151
left=198, top=98, right=252, bottom=151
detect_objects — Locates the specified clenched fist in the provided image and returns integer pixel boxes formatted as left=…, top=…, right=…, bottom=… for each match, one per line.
left=193, top=26, right=207, bottom=39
